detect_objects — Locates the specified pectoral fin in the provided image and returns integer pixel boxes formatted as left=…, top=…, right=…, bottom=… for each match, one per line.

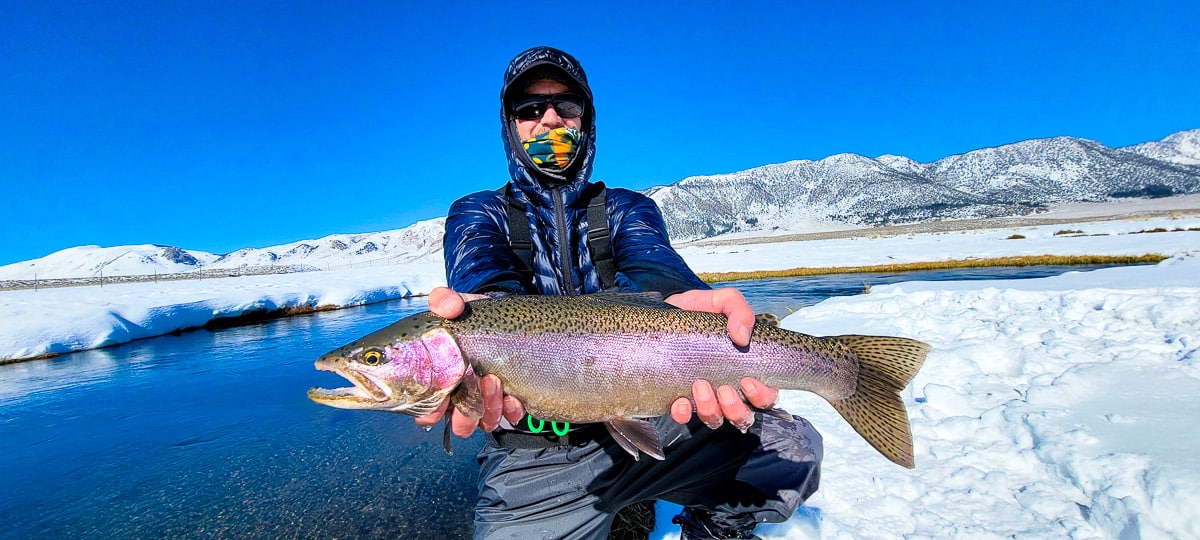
left=442, top=414, right=454, bottom=455
left=441, top=366, right=485, bottom=456
left=604, top=418, right=665, bottom=461
left=450, top=366, right=484, bottom=419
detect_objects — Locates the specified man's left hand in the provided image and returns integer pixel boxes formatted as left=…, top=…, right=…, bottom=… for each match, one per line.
left=664, top=288, right=780, bottom=431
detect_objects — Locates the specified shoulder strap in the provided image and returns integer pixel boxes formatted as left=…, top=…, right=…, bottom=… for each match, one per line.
left=501, top=182, right=617, bottom=291
left=501, top=184, right=534, bottom=280
left=585, top=182, right=617, bottom=290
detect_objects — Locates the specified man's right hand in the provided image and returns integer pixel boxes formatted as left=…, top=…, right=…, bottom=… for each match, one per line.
left=413, top=287, right=525, bottom=436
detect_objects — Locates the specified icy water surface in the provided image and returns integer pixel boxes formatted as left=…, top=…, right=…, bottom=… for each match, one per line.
left=0, top=265, right=1130, bottom=539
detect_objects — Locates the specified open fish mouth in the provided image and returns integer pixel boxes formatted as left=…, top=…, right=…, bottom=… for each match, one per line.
left=306, top=357, right=391, bottom=406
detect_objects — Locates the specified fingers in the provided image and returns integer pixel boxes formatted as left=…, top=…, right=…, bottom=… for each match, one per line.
left=678, top=378, right=780, bottom=432
left=714, top=289, right=754, bottom=348
left=444, top=374, right=515, bottom=438
left=428, top=286, right=466, bottom=319
left=502, top=395, right=525, bottom=425
left=414, top=398, right=449, bottom=428
left=691, top=380, right=723, bottom=430
left=664, top=288, right=754, bottom=347
left=670, top=397, right=693, bottom=424
left=739, top=377, right=779, bottom=409
left=477, top=374, right=504, bottom=432
left=450, top=406, right=481, bottom=438
left=717, top=385, right=755, bottom=432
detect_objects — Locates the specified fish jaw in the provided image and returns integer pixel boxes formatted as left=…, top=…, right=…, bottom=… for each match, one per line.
left=307, top=328, right=468, bottom=416
left=307, top=355, right=391, bottom=408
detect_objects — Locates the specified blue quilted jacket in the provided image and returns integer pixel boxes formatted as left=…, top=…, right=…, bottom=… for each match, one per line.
left=443, top=47, right=708, bottom=298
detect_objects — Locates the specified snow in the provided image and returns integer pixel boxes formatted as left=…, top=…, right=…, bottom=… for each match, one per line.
left=752, top=255, right=1200, bottom=539
left=0, top=262, right=442, bottom=360
left=0, top=244, right=221, bottom=280
left=2, top=214, right=1199, bottom=538
left=676, top=216, right=1200, bottom=275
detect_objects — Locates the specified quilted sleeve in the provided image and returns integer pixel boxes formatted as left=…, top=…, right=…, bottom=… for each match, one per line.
left=605, top=188, right=710, bottom=297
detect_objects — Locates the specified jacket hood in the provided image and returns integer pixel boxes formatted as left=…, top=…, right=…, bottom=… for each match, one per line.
left=500, top=46, right=597, bottom=208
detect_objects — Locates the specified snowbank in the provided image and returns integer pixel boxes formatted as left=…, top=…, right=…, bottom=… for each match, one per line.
left=733, top=254, right=1200, bottom=539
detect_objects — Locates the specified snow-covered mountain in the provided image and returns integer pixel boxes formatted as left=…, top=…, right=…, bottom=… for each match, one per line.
left=0, top=244, right=221, bottom=281
left=651, top=129, right=1200, bottom=241
left=204, top=218, right=446, bottom=272
left=1122, top=129, right=1200, bottom=166
left=0, top=219, right=446, bottom=281
left=3, top=129, right=1197, bottom=281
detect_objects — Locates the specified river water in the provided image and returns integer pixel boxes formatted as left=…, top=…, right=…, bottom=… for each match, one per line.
left=0, top=265, right=1128, bottom=539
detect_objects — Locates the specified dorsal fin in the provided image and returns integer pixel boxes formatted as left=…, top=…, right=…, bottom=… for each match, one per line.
left=754, top=313, right=781, bottom=327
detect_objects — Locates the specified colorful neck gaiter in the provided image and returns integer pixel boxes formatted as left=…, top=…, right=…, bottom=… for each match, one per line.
left=521, top=127, right=581, bottom=171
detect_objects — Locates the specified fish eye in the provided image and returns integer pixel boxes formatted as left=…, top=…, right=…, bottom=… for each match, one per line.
left=361, top=349, right=385, bottom=366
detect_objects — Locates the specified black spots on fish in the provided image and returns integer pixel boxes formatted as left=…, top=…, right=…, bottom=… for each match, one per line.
left=455, top=295, right=704, bottom=335
left=754, top=313, right=781, bottom=327
left=835, top=335, right=929, bottom=384
left=760, top=327, right=856, bottom=364
left=827, top=335, right=930, bottom=468
left=351, top=312, right=444, bottom=350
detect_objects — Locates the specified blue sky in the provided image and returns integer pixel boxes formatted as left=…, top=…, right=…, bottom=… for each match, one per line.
left=2, top=1, right=1197, bottom=266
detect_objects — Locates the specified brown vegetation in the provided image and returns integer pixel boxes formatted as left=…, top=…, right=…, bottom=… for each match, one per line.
left=697, top=254, right=1169, bottom=284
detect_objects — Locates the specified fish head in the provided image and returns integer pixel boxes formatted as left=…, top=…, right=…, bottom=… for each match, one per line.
left=307, top=312, right=466, bottom=417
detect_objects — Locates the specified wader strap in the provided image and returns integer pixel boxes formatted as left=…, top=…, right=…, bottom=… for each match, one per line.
left=500, top=182, right=617, bottom=290
left=503, top=184, right=534, bottom=281
left=585, top=182, right=617, bottom=290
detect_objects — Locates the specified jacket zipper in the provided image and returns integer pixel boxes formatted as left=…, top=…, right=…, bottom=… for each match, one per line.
left=552, top=187, right=576, bottom=295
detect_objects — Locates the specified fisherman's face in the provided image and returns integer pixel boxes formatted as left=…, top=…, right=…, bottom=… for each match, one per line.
left=514, top=79, right=584, bottom=140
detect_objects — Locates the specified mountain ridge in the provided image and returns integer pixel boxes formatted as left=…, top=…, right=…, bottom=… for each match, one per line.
left=3, top=129, right=1197, bottom=280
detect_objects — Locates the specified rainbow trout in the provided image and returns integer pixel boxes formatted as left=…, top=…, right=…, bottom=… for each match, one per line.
left=308, top=293, right=929, bottom=467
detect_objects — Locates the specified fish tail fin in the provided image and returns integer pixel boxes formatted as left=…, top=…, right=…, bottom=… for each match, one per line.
left=828, top=335, right=930, bottom=468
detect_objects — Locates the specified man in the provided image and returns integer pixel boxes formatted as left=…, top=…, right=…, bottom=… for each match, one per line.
left=416, top=46, right=822, bottom=539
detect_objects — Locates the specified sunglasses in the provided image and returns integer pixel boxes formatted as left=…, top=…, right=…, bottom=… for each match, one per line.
left=511, top=93, right=586, bottom=121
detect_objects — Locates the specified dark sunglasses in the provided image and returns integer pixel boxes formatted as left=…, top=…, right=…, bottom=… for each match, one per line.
left=511, top=93, right=586, bottom=121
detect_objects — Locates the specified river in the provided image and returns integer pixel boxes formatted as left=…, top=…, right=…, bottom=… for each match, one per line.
left=0, top=264, right=1130, bottom=539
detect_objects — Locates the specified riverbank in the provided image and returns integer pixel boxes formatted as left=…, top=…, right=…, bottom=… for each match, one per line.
left=685, top=194, right=1200, bottom=247
left=2, top=211, right=1199, bottom=364
left=698, top=254, right=1168, bottom=283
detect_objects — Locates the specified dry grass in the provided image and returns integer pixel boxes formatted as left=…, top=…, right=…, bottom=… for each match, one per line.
left=1132, top=227, right=1200, bottom=234
left=698, top=254, right=1169, bottom=284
